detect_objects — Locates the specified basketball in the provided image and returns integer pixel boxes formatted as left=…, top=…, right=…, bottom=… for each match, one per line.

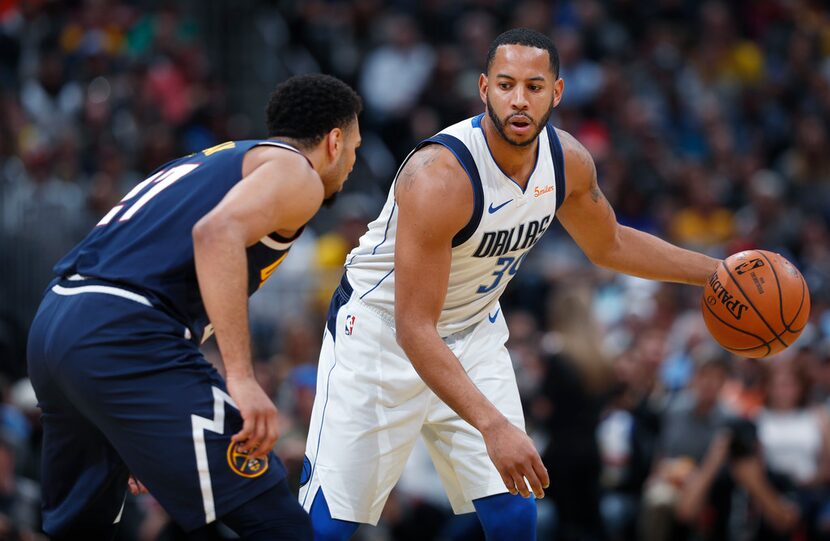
left=701, top=250, right=810, bottom=358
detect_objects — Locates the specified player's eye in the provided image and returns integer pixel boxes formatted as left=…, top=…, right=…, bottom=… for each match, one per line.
left=499, top=82, right=511, bottom=90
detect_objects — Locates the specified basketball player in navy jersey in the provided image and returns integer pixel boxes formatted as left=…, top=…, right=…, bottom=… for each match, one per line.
left=300, top=29, right=720, bottom=540
left=26, top=74, right=362, bottom=540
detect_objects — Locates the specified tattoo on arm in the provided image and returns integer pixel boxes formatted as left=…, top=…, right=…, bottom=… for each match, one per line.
left=397, top=145, right=441, bottom=192
left=585, top=152, right=613, bottom=217
left=581, top=148, right=603, bottom=205
left=560, top=127, right=614, bottom=217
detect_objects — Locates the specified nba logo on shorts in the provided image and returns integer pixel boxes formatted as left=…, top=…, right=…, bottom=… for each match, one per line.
left=344, top=315, right=356, bottom=336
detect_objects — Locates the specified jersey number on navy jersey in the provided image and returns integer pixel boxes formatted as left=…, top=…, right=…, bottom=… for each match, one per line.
left=97, top=163, right=201, bottom=226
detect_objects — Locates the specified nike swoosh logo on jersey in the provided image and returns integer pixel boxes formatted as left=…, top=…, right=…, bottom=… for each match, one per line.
left=488, top=199, right=513, bottom=213
left=488, top=308, right=500, bottom=323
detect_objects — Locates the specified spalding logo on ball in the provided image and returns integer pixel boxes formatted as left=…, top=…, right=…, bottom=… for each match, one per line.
left=701, top=250, right=810, bottom=358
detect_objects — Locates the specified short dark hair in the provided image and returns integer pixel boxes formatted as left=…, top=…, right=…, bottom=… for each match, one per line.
left=266, top=74, right=362, bottom=147
left=486, top=28, right=560, bottom=78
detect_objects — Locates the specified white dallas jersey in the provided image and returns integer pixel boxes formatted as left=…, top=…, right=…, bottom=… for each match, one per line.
left=345, top=114, right=566, bottom=336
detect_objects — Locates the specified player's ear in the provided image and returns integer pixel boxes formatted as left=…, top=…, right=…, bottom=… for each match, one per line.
left=327, top=128, right=343, bottom=159
left=479, top=73, right=488, bottom=106
left=552, top=78, right=564, bottom=108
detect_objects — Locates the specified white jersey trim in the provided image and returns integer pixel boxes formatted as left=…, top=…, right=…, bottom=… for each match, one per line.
left=51, top=283, right=152, bottom=307
left=259, top=235, right=294, bottom=250
left=253, top=141, right=303, bottom=154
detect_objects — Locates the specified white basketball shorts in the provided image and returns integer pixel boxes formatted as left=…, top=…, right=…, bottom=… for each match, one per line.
left=298, top=284, right=525, bottom=525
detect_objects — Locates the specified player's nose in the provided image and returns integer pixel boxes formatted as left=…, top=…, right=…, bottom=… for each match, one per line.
left=511, top=87, right=529, bottom=110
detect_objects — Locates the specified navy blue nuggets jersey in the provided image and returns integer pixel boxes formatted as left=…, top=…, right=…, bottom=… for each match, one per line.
left=53, top=139, right=304, bottom=342
left=28, top=139, right=309, bottom=536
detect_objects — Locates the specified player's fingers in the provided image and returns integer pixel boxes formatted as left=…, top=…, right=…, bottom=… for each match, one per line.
left=253, top=430, right=277, bottom=461
left=497, top=466, right=517, bottom=496
left=128, top=476, right=148, bottom=496
left=232, top=413, right=255, bottom=448
left=246, top=415, right=267, bottom=458
left=254, top=412, right=274, bottom=458
left=521, top=464, right=544, bottom=499
left=509, top=467, right=530, bottom=498
left=532, top=454, right=550, bottom=489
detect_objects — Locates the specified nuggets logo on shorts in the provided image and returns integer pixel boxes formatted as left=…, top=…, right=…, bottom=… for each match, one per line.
left=226, top=442, right=269, bottom=478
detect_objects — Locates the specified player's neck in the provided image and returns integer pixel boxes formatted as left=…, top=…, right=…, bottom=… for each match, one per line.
left=481, top=116, right=539, bottom=187
left=300, top=145, right=328, bottom=174
left=273, top=136, right=323, bottom=171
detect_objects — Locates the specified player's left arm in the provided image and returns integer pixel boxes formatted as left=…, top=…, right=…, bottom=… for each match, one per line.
left=193, top=151, right=323, bottom=458
left=554, top=129, right=719, bottom=286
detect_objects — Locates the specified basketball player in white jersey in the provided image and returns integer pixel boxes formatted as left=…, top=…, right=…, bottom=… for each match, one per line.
left=300, top=28, right=720, bottom=540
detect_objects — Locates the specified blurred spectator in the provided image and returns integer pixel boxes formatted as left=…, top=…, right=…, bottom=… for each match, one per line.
left=1, top=1, right=830, bottom=539
left=641, top=344, right=799, bottom=541
left=19, top=45, right=82, bottom=135
left=673, top=424, right=800, bottom=541
left=555, top=26, right=604, bottom=109
left=756, top=356, right=830, bottom=540
left=811, top=344, right=830, bottom=408
left=539, top=284, right=614, bottom=541
left=669, top=162, right=735, bottom=253
left=0, top=430, right=40, bottom=540
left=597, top=330, right=668, bottom=541
left=720, top=355, right=767, bottom=420
left=359, top=12, right=435, bottom=158
left=640, top=343, right=734, bottom=541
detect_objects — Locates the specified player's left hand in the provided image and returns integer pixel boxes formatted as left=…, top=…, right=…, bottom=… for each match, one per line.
left=482, top=417, right=549, bottom=499
left=227, top=375, right=280, bottom=460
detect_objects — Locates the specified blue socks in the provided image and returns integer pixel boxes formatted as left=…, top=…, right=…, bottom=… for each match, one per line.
left=308, top=489, right=360, bottom=541
left=308, top=488, right=537, bottom=541
left=473, top=492, right=537, bottom=541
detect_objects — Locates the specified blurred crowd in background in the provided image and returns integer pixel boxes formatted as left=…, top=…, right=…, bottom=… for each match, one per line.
left=1, top=0, right=830, bottom=539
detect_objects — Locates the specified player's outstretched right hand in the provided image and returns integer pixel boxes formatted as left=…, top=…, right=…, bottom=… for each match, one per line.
left=482, top=417, right=549, bottom=499
left=227, top=376, right=280, bottom=460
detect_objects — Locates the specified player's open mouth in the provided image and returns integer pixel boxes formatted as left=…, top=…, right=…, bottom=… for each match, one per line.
left=509, top=118, right=532, bottom=134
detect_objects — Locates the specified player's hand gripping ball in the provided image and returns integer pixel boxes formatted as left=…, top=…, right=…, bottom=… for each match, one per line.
left=701, top=250, right=810, bottom=358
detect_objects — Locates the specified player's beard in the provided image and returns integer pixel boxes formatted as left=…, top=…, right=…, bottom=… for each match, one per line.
left=486, top=95, right=554, bottom=147
left=322, top=191, right=339, bottom=208
left=323, top=153, right=351, bottom=208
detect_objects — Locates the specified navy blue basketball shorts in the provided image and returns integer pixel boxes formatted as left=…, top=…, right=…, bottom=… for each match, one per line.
left=27, top=284, right=286, bottom=536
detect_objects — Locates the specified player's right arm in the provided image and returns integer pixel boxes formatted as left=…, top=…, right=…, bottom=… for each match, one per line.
left=193, top=147, right=324, bottom=460
left=555, top=130, right=719, bottom=285
left=393, top=145, right=549, bottom=499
